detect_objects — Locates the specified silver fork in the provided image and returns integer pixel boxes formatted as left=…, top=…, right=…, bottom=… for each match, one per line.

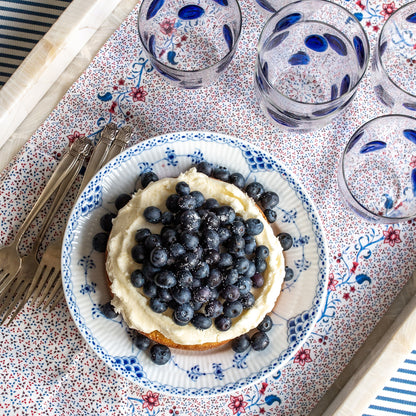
left=31, top=125, right=132, bottom=310
left=0, top=139, right=93, bottom=325
left=0, top=137, right=92, bottom=297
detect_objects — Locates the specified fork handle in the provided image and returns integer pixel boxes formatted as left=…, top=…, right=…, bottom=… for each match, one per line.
left=102, top=125, right=133, bottom=166
left=78, top=123, right=117, bottom=194
left=13, top=137, right=92, bottom=245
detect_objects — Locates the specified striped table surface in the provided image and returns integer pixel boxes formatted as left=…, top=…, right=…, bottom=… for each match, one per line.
left=1, top=1, right=416, bottom=415
left=364, top=350, right=416, bottom=416
left=0, top=0, right=71, bottom=87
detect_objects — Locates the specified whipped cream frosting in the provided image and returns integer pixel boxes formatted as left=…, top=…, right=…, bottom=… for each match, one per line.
left=106, top=168, right=285, bottom=346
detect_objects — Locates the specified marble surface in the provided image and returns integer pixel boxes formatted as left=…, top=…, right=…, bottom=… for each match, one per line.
left=1, top=0, right=416, bottom=414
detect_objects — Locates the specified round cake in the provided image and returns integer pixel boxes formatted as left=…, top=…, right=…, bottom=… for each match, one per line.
left=106, top=168, right=285, bottom=350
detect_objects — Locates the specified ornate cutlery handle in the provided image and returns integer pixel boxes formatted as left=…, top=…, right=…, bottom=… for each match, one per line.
left=12, top=137, right=92, bottom=246
left=102, top=125, right=133, bottom=165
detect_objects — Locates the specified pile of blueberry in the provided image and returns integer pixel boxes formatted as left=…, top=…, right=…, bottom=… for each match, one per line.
left=95, top=161, right=294, bottom=363
left=130, top=174, right=271, bottom=334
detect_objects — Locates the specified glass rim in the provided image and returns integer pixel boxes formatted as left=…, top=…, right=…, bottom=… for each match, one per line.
left=339, top=113, right=416, bottom=223
left=377, top=0, right=416, bottom=100
left=137, top=0, right=243, bottom=76
left=257, top=0, right=370, bottom=107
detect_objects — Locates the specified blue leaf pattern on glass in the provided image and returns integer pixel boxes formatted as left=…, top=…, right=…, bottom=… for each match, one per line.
left=223, top=24, right=233, bottom=51
left=353, top=35, right=366, bottom=68
left=403, top=129, right=416, bottom=145
left=406, top=12, right=416, bottom=23
left=146, top=0, right=164, bottom=19
left=359, top=140, right=387, bottom=154
left=324, top=33, right=347, bottom=56
left=288, top=51, right=310, bottom=65
left=274, top=13, right=302, bottom=32
left=340, top=74, right=350, bottom=96
left=265, top=31, right=289, bottom=51
left=178, top=4, right=205, bottom=20
left=304, top=34, right=328, bottom=52
left=403, top=102, right=416, bottom=111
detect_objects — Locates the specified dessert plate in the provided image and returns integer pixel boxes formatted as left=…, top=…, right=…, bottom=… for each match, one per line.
left=62, top=131, right=328, bottom=397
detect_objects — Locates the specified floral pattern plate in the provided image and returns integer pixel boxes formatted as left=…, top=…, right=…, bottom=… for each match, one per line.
left=62, top=131, right=328, bottom=397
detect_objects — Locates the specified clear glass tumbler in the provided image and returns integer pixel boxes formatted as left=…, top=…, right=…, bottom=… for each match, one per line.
left=254, top=0, right=370, bottom=132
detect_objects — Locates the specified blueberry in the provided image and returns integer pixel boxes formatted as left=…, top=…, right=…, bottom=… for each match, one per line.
left=256, top=245, right=269, bottom=259
left=131, top=244, right=146, bottom=263
left=244, top=235, right=256, bottom=255
left=231, top=334, right=250, bottom=353
left=160, top=227, right=177, bottom=246
left=255, top=257, right=267, bottom=273
left=190, top=191, right=205, bottom=208
left=204, top=249, right=220, bottom=266
left=278, top=232, right=293, bottom=250
left=143, top=206, right=162, bottom=224
left=235, top=257, right=250, bottom=274
left=207, top=268, right=223, bottom=288
left=142, top=261, right=161, bottom=280
left=166, top=193, right=180, bottom=213
left=193, top=286, right=211, bottom=303
left=133, top=332, right=151, bottom=350
left=209, top=287, right=219, bottom=301
left=213, top=165, right=230, bottom=182
left=131, top=269, right=145, bottom=288
left=92, top=232, right=108, bottom=252
left=244, top=261, right=256, bottom=278
left=190, top=299, right=203, bottom=311
left=173, top=302, right=194, bottom=325
left=202, top=229, right=220, bottom=250
left=251, top=272, right=264, bottom=288
left=231, top=220, right=246, bottom=236
left=240, top=292, right=255, bottom=309
left=179, top=251, right=199, bottom=269
left=100, top=213, right=116, bottom=232
left=221, top=284, right=240, bottom=302
left=177, top=270, right=193, bottom=287
left=245, top=182, right=264, bottom=200
left=143, top=281, right=158, bottom=298
left=177, top=194, right=197, bottom=210
left=201, top=211, right=220, bottom=230
left=154, top=270, right=176, bottom=289
left=140, top=171, right=159, bottom=188
left=169, top=242, right=186, bottom=258
left=115, top=193, right=131, bottom=210
left=203, top=198, right=220, bottom=210
left=257, top=315, right=273, bottom=332
left=158, top=288, right=173, bottom=302
left=191, top=313, right=212, bottom=330
left=204, top=299, right=223, bottom=318
left=223, top=300, right=243, bottom=318
left=224, top=269, right=239, bottom=285
left=180, top=232, right=199, bottom=250
left=218, top=252, right=233, bottom=269
left=176, top=181, right=191, bottom=195
left=196, top=161, right=213, bottom=176
left=264, top=209, right=277, bottom=223
left=161, top=211, right=174, bottom=225
left=284, top=266, right=294, bottom=281
left=250, top=331, right=270, bottom=351
left=259, top=191, right=279, bottom=209
left=229, top=172, right=245, bottom=189
left=193, top=262, right=209, bottom=280
left=171, top=286, right=192, bottom=304
left=150, top=297, right=168, bottom=313
left=135, top=228, right=151, bottom=243
left=150, top=247, right=168, bottom=268
left=180, top=209, right=201, bottom=232
left=218, top=227, right=231, bottom=243
left=227, top=235, right=245, bottom=254
left=237, top=277, right=252, bottom=296
left=150, top=344, right=171, bottom=365
left=100, top=301, right=118, bottom=319
left=245, top=218, right=264, bottom=236
left=214, top=315, right=232, bottom=331
left=216, top=206, right=236, bottom=225
left=144, top=234, right=162, bottom=252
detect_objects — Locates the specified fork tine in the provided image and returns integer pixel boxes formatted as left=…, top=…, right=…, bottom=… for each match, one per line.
left=4, top=282, right=32, bottom=326
left=42, top=276, right=62, bottom=309
left=49, top=289, right=64, bottom=310
left=0, top=280, right=30, bottom=326
left=37, top=268, right=59, bottom=306
left=0, top=272, right=16, bottom=294
left=0, top=279, right=20, bottom=318
left=25, top=264, right=51, bottom=307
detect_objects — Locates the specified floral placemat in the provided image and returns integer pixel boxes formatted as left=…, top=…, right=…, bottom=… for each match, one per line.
left=1, top=0, right=416, bottom=414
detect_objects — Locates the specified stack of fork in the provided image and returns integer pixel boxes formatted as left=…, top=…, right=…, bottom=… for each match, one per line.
left=0, top=123, right=132, bottom=325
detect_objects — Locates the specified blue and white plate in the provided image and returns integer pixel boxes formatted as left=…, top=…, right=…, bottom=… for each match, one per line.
left=62, top=131, right=328, bottom=397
